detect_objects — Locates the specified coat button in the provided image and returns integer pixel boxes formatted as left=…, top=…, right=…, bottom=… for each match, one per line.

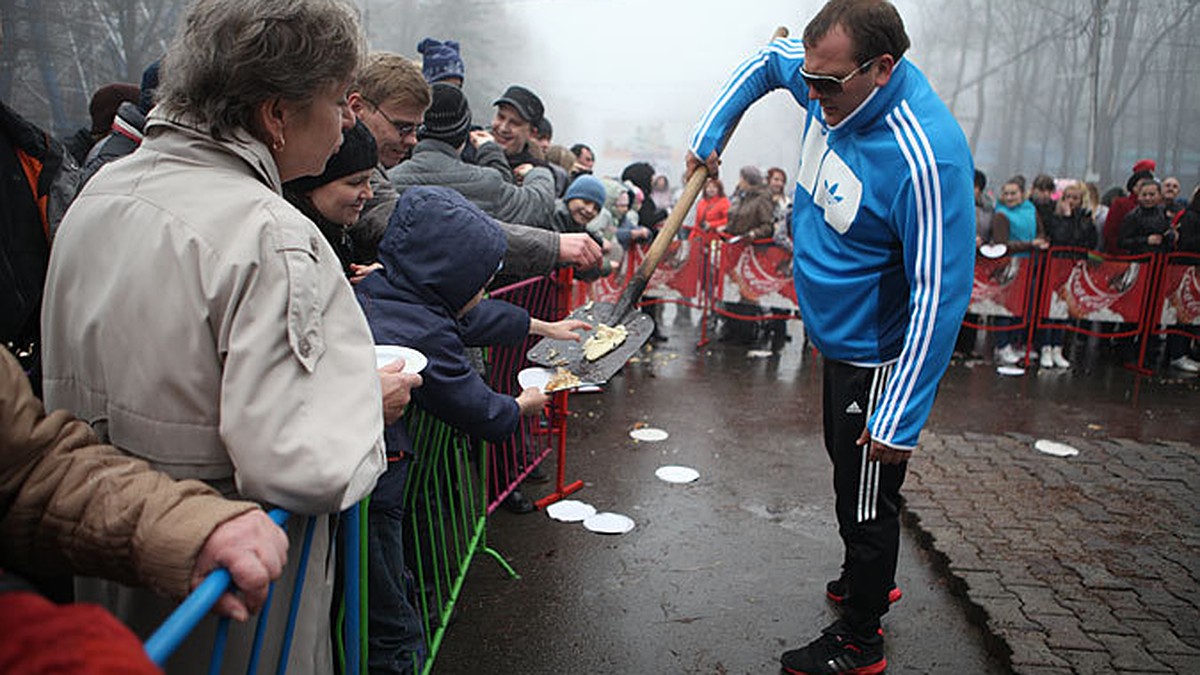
left=299, top=337, right=311, bottom=357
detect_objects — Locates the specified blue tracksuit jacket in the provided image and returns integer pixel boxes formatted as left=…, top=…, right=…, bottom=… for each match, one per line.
left=689, top=39, right=975, bottom=449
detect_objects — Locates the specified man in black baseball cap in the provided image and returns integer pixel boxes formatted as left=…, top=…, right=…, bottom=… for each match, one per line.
left=490, top=84, right=545, bottom=169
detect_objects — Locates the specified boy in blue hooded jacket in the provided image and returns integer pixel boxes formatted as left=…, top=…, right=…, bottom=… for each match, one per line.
left=354, top=186, right=587, bottom=673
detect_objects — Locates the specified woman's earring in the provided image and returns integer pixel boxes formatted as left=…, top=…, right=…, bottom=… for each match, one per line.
left=272, top=136, right=286, bottom=151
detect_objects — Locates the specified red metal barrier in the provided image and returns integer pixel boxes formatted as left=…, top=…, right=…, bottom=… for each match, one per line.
left=569, top=242, right=1190, bottom=376
left=483, top=274, right=575, bottom=514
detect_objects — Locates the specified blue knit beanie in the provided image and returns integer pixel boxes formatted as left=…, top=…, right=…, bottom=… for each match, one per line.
left=417, top=38, right=465, bottom=84
left=564, top=175, right=607, bottom=209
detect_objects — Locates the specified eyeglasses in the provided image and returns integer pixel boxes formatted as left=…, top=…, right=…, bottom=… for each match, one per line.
left=362, top=97, right=423, bottom=138
left=799, top=57, right=878, bottom=96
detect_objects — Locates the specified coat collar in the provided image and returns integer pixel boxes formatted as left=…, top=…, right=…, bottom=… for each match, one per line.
left=144, top=110, right=283, bottom=193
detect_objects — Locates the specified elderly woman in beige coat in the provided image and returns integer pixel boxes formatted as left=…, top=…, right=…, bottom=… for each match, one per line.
left=40, top=0, right=417, bottom=672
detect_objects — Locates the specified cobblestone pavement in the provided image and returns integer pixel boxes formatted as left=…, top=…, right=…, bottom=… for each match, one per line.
left=905, top=432, right=1200, bottom=674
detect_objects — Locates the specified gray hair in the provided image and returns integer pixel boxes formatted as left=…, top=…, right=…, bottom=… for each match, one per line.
left=157, top=0, right=365, bottom=140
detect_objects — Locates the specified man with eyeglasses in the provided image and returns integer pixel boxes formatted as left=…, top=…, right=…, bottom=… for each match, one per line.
left=686, top=1, right=974, bottom=673
left=346, top=53, right=601, bottom=278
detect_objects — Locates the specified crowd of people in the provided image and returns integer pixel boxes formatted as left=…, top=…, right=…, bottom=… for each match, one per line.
left=1, top=0, right=687, bottom=671
left=1, top=0, right=1197, bottom=673
left=968, top=162, right=1200, bottom=373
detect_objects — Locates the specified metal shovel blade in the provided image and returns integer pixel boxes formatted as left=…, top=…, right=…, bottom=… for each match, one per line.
left=526, top=302, right=655, bottom=384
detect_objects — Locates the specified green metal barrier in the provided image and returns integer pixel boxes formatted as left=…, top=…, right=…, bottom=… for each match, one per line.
left=397, top=405, right=518, bottom=674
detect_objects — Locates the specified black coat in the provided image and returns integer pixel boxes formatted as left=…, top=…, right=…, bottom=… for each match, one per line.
left=1044, top=208, right=1098, bottom=250
left=1118, top=205, right=1171, bottom=254
left=1175, top=206, right=1200, bottom=254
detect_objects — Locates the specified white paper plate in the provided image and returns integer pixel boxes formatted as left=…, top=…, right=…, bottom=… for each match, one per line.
left=996, top=365, right=1026, bottom=376
left=517, top=366, right=553, bottom=391
left=1034, top=439, right=1080, bottom=457
left=375, top=345, right=427, bottom=374
left=630, top=427, right=669, bottom=442
left=517, top=366, right=595, bottom=393
left=980, top=243, right=1008, bottom=259
left=655, top=465, right=700, bottom=484
left=545, top=500, right=596, bottom=522
left=583, top=512, right=635, bottom=534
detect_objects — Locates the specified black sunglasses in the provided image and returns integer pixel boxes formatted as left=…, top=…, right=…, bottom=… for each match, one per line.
left=799, top=57, right=878, bottom=96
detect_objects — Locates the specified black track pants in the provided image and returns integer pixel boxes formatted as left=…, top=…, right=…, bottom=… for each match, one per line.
left=822, top=359, right=908, bottom=634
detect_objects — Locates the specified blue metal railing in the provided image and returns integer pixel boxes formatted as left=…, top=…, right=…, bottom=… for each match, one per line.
left=144, top=504, right=367, bottom=673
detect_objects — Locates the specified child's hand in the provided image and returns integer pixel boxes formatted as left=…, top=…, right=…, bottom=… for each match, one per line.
left=516, top=386, right=549, bottom=415
left=349, top=262, right=382, bottom=285
left=546, top=319, right=592, bottom=342
left=529, top=318, right=592, bottom=342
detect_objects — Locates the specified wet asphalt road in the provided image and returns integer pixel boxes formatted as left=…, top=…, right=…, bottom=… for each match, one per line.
left=433, top=308, right=1198, bottom=674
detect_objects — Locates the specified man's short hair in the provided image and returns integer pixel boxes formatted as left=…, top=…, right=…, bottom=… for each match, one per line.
left=974, top=169, right=987, bottom=191
left=352, top=52, right=431, bottom=110
left=803, top=0, right=910, bottom=64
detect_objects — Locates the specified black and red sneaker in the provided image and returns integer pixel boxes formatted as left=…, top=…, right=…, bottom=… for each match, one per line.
left=780, top=620, right=887, bottom=675
left=825, top=577, right=902, bottom=606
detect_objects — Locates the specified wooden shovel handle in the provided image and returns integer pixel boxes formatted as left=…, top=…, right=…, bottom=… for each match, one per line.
left=609, top=25, right=790, bottom=322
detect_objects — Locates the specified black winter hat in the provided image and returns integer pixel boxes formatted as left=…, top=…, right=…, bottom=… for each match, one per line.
left=420, top=83, right=472, bottom=148
left=284, top=120, right=378, bottom=194
left=492, top=85, right=543, bottom=127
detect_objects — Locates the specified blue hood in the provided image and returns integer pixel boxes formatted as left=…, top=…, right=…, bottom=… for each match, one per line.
left=377, top=186, right=507, bottom=314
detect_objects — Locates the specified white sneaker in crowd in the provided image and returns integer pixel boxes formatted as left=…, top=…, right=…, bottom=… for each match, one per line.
left=996, top=344, right=1022, bottom=366
left=1040, top=346, right=1055, bottom=369
left=1052, top=346, right=1071, bottom=369
left=1170, top=355, right=1200, bottom=373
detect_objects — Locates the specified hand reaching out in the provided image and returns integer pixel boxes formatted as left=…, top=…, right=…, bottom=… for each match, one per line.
left=530, top=317, right=592, bottom=342
left=558, top=232, right=603, bottom=269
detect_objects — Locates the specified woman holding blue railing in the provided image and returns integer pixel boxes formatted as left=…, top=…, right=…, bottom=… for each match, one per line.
left=39, top=1, right=413, bottom=673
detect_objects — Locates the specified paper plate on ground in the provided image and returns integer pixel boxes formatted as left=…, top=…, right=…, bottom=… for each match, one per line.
left=630, top=427, right=669, bottom=442
left=375, top=345, right=427, bottom=374
left=979, top=243, right=1008, bottom=259
left=583, top=512, right=635, bottom=535
left=996, top=365, right=1026, bottom=376
left=1034, top=439, right=1080, bottom=457
left=545, top=500, right=596, bottom=522
left=655, top=465, right=700, bottom=484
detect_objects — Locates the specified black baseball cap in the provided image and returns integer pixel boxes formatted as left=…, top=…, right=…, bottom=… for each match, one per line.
left=492, top=85, right=543, bottom=127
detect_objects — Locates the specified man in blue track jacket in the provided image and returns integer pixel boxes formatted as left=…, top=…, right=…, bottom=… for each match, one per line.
left=686, top=2, right=974, bottom=673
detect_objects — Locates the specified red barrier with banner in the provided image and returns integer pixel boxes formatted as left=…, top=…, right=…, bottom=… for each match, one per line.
left=574, top=237, right=706, bottom=308
left=967, top=256, right=1032, bottom=319
left=629, top=239, right=702, bottom=300
left=715, top=239, right=799, bottom=311
left=1040, top=252, right=1154, bottom=323
left=1155, top=255, right=1200, bottom=329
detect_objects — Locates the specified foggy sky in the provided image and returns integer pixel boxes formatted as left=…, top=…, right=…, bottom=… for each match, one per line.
left=493, top=0, right=935, bottom=186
